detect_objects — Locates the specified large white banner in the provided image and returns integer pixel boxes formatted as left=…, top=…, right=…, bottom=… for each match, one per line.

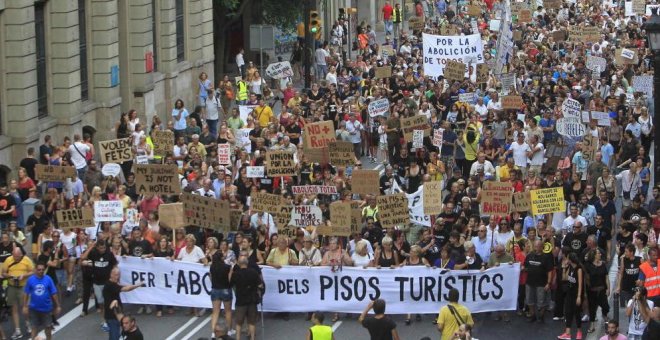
left=390, top=182, right=432, bottom=227
left=118, top=257, right=519, bottom=314
left=423, top=33, right=484, bottom=78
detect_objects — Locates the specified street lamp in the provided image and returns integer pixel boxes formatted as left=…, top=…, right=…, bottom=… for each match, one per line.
left=644, top=8, right=660, bottom=183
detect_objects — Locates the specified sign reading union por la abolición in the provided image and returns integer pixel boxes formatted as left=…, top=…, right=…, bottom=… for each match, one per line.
left=422, top=33, right=484, bottom=78
left=118, top=257, right=520, bottom=314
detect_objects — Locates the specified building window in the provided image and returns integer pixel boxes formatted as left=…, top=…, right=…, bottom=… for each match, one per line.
left=175, top=0, right=184, bottom=62
left=35, top=1, right=48, bottom=118
left=79, top=0, right=88, bottom=101
left=151, top=0, right=158, bottom=71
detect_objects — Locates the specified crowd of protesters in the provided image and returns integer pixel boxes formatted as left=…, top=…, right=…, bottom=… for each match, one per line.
left=2, top=1, right=660, bottom=340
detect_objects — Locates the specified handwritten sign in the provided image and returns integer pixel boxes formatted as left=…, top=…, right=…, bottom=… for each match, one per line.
left=329, top=201, right=352, bottom=236
left=368, top=98, right=390, bottom=117
left=502, top=96, right=523, bottom=110
left=351, top=170, right=380, bottom=196
left=400, top=115, right=431, bottom=142
left=381, top=45, right=395, bottom=59
left=409, top=17, right=424, bottom=30
left=328, top=141, right=355, bottom=167
left=432, top=128, right=445, bottom=148
left=467, top=4, right=481, bottom=16
left=374, top=66, right=392, bottom=79
left=552, top=30, right=566, bottom=42
left=181, top=193, right=231, bottom=231
left=530, top=187, right=565, bottom=215
left=562, top=98, right=581, bottom=119
left=412, top=130, right=424, bottom=148
left=99, top=138, right=133, bottom=164
left=556, top=117, right=587, bottom=138
left=274, top=204, right=294, bottom=230
left=476, top=64, right=489, bottom=84
left=159, top=203, right=185, bottom=228
left=615, top=48, right=638, bottom=65
left=423, top=181, right=443, bottom=215
left=102, top=163, right=122, bottom=177
left=35, top=165, right=76, bottom=182
left=582, top=135, right=598, bottom=162
left=544, top=0, right=561, bottom=9
left=586, top=56, right=606, bottom=72
left=135, top=164, right=181, bottom=195
left=251, top=192, right=281, bottom=213
left=152, top=130, right=175, bottom=156
left=377, top=194, right=409, bottom=228
left=94, top=201, right=124, bottom=222
left=289, top=205, right=323, bottom=227
left=459, top=92, right=475, bottom=104
left=481, top=181, right=512, bottom=215
left=444, top=60, right=466, bottom=81
left=246, top=166, right=265, bottom=178
left=513, top=192, right=531, bottom=213
left=217, top=143, right=231, bottom=165
left=304, top=121, right=336, bottom=149
left=56, top=208, right=94, bottom=229
left=265, top=61, right=293, bottom=79
left=291, top=186, right=338, bottom=195
left=518, top=9, right=532, bottom=22
left=266, top=150, right=296, bottom=177
left=633, top=75, right=653, bottom=96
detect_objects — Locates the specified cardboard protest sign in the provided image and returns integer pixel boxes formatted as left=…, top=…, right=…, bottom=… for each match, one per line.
left=530, top=187, right=565, bottom=215
left=135, top=164, right=181, bottom=195
left=152, top=130, right=175, bottom=156
left=423, top=181, right=443, bottom=215
left=633, top=75, right=653, bottom=96
left=467, top=5, right=481, bottom=16
left=230, top=209, right=243, bottom=230
left=590, top=111, right=611, bottom=127
left=35, top=165, right=76, bottom=182
left=440, top=25, right=459, bottom=35
left=94, top=201, right=123, bottom=222
left=351, top=170, right=380, bottom=196
left=408, top=17, right=424, bottom=30
left=432, top=128, right=445, bottom=147
left=330, top=201, right=351, bottom=230
left=217, top=143, right=231, bottom=165
left=512, top=192, right=531, bottom=213
left=377, top=194, right=409, bottom=228
left=99, top=138, right=133, bottom=164
left=251, top=192, right=281, bottom=213
left=181, top=193, right=231, bottom=231
left=56, top=208, right=94, bottom=229
left=615, top=48, right=639, bottom=65
left=246, top=166, right=264, bottom=178
left=303, top=144, right=330, bottom=164
left=400, top=115, right=431, bottom=142
left=374, top=66, right=392, bottom=79
left=289, top=205, right=323, bottom=227
left=481, top=181, right=512, bottom=215
left=291, top=186, right=338, bottom=195
left=422, top=33, right=484, bottom=78
left=316, top=221, right=351, bottom=237
left=476, top=64, right=489, bottom=84
left=328, top=141, right=355, bottom=167
left=513, top=31, right=523, bottom=41
left=518, top=9, right=532, bottom=22
left=582, top=135, right=598, bottom=162
left=266, top=150, right=296, bottom=177
left=556, top=117, right=587, bottom=137
left=552, top=30, right=566, bottom=42
left=632, top=0, right=646, bottom=14
left=501, top=96, right=523, bottom=110
left=304, top=121, right=336, bottom=149
left=444, top=60, right=466, bottom=81
left=274, top=204, right=294, bottom=230
left=381, top=45, right=395, bottom=59
left=368, top=98, right=390, bottom=117
left=265, top=61, right=293, bottom=79
left=350, top=201, right=363, bottom=233
left=544, top=0, right=561, bottom=9
left=159, top=203, right=185, bottom=228
left=562, top=98, right=582, bottom=119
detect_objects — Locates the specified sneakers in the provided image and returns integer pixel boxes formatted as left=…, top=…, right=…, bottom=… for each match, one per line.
left=101, top=322, right=109, bottom=332
left=553, top=316, right=563, bottom=321
left=581, top=314, right=589, bottom=322
left=557, top=332, right=571, bottom=340
left=227, top=330, right=237, bottom=336
left=10, top=330, right=23, bottom=340
left=576, top=330, right=583, bottom=340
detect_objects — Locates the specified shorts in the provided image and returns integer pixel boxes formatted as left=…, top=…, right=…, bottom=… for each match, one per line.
left=29, top=309, right=53, bottom=330
left=379, top=141, right=388, bottom=151
left=93, top=284, right=105, bottom=304
left=31, top=244, right=39, bottom=256
left=6, top=286, right=23, bottom=306
left=525, top=285, right=549, bottom=307
left=234, top=304, right=258, bottom=325
left=210, top=288, right=233, bottom=302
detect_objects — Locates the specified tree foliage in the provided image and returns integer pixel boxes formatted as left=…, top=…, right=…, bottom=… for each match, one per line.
left=215, top=0, right=302, bottom=30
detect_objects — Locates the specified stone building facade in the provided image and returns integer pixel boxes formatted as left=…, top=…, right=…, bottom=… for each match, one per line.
left=0, top=0, right=214, bottom=183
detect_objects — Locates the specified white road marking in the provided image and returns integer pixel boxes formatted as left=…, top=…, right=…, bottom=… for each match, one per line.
left=165, top=315, right=201, bottom=340
left=332, top=320, right=342, bottom=332
left=180, top=316, right=211, bottom=340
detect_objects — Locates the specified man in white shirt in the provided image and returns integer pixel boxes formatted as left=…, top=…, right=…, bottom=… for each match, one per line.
left=471, top=225, right=492, bottom=263
left=250, top=211, right=276, bottom=236
left=346, top=112, right=363, bottom=159
left=469, top=152, right=495, bottom=176
left=562, top=204, right=588, bottom=234
left=616, top=162, right=642, bottom=209
left=486, top=92, right=502, bottom=113
left=474, top=97, right=488, bottom=119
left=236, top=48, right=245, bottom=77
left=69, top=134, right=90, bottom=179
left=527, top=135, right=545, bottom=175
left=315, top=43, right=329, bottom=80
left=506, top=134, right=531, bottom=177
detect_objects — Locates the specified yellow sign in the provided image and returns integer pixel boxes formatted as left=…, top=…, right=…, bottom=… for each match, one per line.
left=530, top=187, right=565, bottom=215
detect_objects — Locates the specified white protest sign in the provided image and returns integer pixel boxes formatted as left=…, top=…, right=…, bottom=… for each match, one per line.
left=238, top=105, right=258, bottom=125
left=562, top=98, right=581, bottom=119
left=422, top=33, right=484, bottom=78
left=289, top=205, right=323, bottom=227
left=101, top=163, right=122, bottom=177
left=407, top=186, right=432, bottom=227
left=621, top=48, right=635, bottom=60
left=246, top=166, right=264, bottom=178
left=412, top=130, right=424, bottom=148
left=459, top=92, right=476, bottom=104
left=135, top=155, right=149, bottom=165
left=265, top=61, right=293, bottom=79
left=499, top=73, right=516, bottom=95
left=368, top=98, right=390, bottom=117
left=556, top=117, right=587, bottom=137
left=633, top=75, right=653, bottom=96
left=489, top=19, right=501, bottom=31
left=217, top=143, right=231, bottom=165
left=291, top=186, right=338, bottom=195
left=647, top=4, right=660, bottom=15
left=432, top=128, right=445, bottom=148
left=118, top=257, right=520, bottom=313
left=238, top=128, right=253, bottom=153
left=591, top=111, right=611, bottom=127
left=586, top=56, right=606, bottom=71
left=94, top=201, right=124, bottom=222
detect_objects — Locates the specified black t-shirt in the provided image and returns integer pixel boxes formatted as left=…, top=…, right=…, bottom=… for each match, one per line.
left=419, top=239, right=440, bottom=264
left=620, top=255, right=641, bottom=292
left=449, top=244, right=466, bottom=264
left=39, top=144, right=53, bottom=165
left=466, top=253, right=483, bottom=270
left=230, top=266, right=260, bottom=306
left=594, top=200, right=616, bottom=229
left=437, top=212, right=459, bottom=230
left=524, top=252, right=553, bottom=287
left=102, top=281, right=122, bottom=320
left=19, top=158, right=38, bottom=182
left=248, top=128, right=262, bottom=152
left=616, top=232, right=633, bottom=255
left=285, top=124, right=302, bottom=145
left=642, top=317, right=660, bottom=340
left=622, top=207, right=651, bottom=222
left=128, top=239, right=153, bottom=257
left=432, top=228, right=450, bottom=249
left=0, top=194, right=15, bottom=222
left=210, top=260, right=232, bottom=289
left=362, top=316, right=397, bottom=340
left=561, top=232, right=588, bottom=255
left=37, top=253, right=58, bottom=284
left=27, top=214, right=49, bottom=245
left=0, top=242, right=14, bottom=263
left=88, top=248, right=118, bottom=285
left=586, top=225, right=612, bottom=252
left=119, top=327, right=144, bottom=340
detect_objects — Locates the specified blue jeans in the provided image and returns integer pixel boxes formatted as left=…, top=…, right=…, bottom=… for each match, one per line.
left=107, top=318, right=120, bottom=340
left=206, top=119, right=218, bottom=137
left=385, top=20, right=393, bottom=35
left=316, top=64, right=328, bottom=79
left=76, top=166, right=87, bottom=180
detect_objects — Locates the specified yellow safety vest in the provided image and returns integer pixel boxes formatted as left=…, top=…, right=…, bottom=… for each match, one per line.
left=310, top=325, right=333, bottom=340
left=237, top=81, right=248, bottom=101
left=393, top=8, right=402, bottom=23
left=362, top=206, right=379, bottom=222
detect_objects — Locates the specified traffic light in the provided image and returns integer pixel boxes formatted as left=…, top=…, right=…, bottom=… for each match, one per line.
left=309, top=11, right=320, bottom=34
